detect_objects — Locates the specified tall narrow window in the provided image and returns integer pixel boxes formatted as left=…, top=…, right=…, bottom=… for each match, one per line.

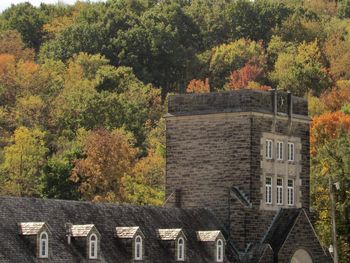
left=266, top=140, right=273, bottom=159
left=135, top=235, right=143, bottom=260
left=265, top=177, right=272, bottom=204
left=277, top=178, right=283, bottom=205
left=39, top=232, right=48, bottom=258
left=277, top=141, right=283, bottom=160
left=216, top=239, right=224, bottom=262
left=177, top=237, right=185, bottom=261
left=288, top=142, right=295, bottom=161
left=89, top=234, right=98, bottom=259
left=288, top=179, right=294, bottom=206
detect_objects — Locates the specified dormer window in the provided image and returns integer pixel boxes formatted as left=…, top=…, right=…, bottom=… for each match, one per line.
left=39, top=232, right=49, bottom=258
left=67, top=224, right=100, bottom=260
left=177, top=237, right=185, bottom=261
left=216, top=239, right=224, bottom=262
left=197, top=230, right=225, bottom=262
left=115, top=226, right=145, bottom=261
left=158, top=228, right=187, bottom=262
left=135, top=235, right=143, bottom=260
left=18, top=222, right=51, bottom=259
left=89, top=234, right=98, bottom=259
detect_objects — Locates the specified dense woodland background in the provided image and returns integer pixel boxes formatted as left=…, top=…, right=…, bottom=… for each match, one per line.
left=0, top=0, right=349, bottom=260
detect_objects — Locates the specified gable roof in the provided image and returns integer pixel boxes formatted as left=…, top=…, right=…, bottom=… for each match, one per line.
left=0, top=196, right=229, bottom=262
left=70, top=224, right=95, bottom=237
left=196, top=230, right=222, bottom=242
left=115, top=226, right=141, bottom=239
left=18, top=222, right=46, bottom=235
left=157, top=228, right=184, bottom=240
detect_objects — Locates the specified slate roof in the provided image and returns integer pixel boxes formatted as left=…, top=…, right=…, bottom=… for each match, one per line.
left=197, top=230, right=222, bottom=242
left=70, top=224, right=95, bottom=237
left=157, top=228, right=183, bottom=240
left=18, top=222, right=46, bottom=235
left=0, top=196, right=230, bottom=263
left=115, top=226, right=140, bottom=239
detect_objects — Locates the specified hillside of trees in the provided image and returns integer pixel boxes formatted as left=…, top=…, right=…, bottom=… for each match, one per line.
left=0, top=0, right=349, bottom=260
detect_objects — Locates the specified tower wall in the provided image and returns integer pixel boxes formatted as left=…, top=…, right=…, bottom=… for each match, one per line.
left=165, top=90, right=309, bottom=250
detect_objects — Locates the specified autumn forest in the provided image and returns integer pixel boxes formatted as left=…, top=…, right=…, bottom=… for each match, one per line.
left=0, top=0, right=349, bottom=261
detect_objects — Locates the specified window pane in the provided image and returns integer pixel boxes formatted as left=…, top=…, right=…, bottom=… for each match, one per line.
left=288, top=143, right=294, bottom=161
left=288, top=179, right=294, bottom=205
left=277, top=142, right=283, bottom=160
left=277, top=178, right=283, bottom=205
left=265, top=177, right=272, bottom=204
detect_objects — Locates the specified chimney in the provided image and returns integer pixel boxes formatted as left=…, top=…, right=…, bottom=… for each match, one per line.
left=65, top=223, right=73, bottom=244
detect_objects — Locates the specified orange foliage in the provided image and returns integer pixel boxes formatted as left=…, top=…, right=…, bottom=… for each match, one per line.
left=310, top=111, right=350, bottom=156
left=16, top=61, right=40, bottom=92
left=0, top=54, right=17, bottom=104
left=227, top=62, right=264, bottom=90
left=186, top=78, right=210, bottom=93
left=0, top=31, right=35, bottom=61
left=320, top=83, right=350, bottom=112
left=0, top=54, right=16, bottom=84
left=71, top=128, right=137, bottom=202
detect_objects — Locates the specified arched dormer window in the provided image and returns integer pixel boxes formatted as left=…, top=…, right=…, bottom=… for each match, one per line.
left=216, top=239, right=224, bottom=262
left=135, top=235, right=143, bottom=260
left=39, top=231, right=48, bottom=258
left=177, top=237, right=185, bottom=261
left=89, top=234, right=98, bottom=259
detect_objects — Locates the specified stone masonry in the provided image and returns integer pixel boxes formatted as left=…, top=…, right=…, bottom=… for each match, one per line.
left=165, top=90, right=311, bottom=252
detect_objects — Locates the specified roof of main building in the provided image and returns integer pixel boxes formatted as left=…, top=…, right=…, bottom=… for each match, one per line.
left=0, top=196, right=232, bottom=262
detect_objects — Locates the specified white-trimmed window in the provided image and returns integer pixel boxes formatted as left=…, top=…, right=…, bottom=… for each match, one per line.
left=216, top=239, right=224, bottom=262
left=277, top=141, right=283, bottom=160
left=288, top=179, right=294, bottom=206
left=265, top=177, right=272, bottom=204
left=135, top=235, right=143, bottom=260
left=177, top=237, right=185, bottom=261
left=39, top=231, right=48, bottom=258
left=288, top=142, right=295, bottom=161
left=266, top=140, right=273, bottom=159
left=277, top=178, right=283, bottom=205
left=89, top=234, right=98, bottom=259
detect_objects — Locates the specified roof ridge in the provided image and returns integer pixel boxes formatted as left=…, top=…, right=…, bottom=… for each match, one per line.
left=230, top=186, right=252, bottom=208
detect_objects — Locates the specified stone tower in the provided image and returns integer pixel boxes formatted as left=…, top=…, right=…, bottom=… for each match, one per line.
left=165, top=89, right=310, bottom=251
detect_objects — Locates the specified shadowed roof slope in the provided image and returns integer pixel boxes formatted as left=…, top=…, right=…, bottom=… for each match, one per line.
left=261, top=208, right=301, bottom=251
left=0, top=196, right=230, bottom=262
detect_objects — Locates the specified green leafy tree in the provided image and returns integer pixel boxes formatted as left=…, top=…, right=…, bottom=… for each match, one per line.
left=209, top=38, right=266, bottom=89
left=2, top=3, right=46, bottom=50
left=39, top=22, right=108, bottom=62
left=185, top=0, right=231, bottom=48
left=311, top=134, right=350, bottom=262
left=226, top=0, right=292, bottom=42
left=338, top=0, right=350, bottom=18
left=41, top=132, right=83, bottom=200
left=270, top=40, right=331, bottom=96
left=0, top=127, right=47, bottom=196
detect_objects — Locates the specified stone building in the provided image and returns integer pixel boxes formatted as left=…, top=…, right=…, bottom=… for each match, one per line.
left=0, top=90, right=332, bottom=262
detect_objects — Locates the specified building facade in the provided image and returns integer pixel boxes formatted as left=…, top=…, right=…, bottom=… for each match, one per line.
left=0, top=90, right=332, bottom=262
left=165, top=89, right=332, bottom=262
